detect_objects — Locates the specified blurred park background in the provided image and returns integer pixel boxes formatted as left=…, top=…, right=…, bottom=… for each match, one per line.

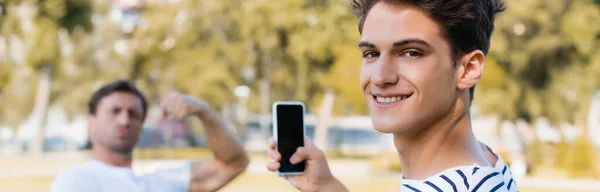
left=1, top=0, right=600, bottom=191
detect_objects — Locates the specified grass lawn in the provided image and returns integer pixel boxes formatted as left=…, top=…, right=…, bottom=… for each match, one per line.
left=2, top=148, right=598, bottom=191
left=1, top=174, right=595, bottom=192
left=0, top=176, right=55, bottom=192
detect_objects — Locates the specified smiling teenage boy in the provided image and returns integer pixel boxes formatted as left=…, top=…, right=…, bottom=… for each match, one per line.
left=267, top=0, right=517, bottom=191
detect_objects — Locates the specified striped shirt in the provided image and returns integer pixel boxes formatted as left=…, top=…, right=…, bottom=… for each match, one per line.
left=400, top=147, right=518, bottom=192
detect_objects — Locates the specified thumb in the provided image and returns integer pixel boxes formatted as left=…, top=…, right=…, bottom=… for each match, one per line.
left=303, top=136, right=315, bottom=148
left=290, top=137, right=322, bottom=164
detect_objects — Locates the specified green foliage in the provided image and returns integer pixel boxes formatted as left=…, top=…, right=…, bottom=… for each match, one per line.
left=564, top=136, right=598, bottom=178
left=554, top=137, right=569, bottom=168
left=0, top=64, right=12, bottom=89
left=0, top=66, right=37, bottom=128
left=491, top=0, right=600, bottom=171
left=526, top=138, right=545, bottom=166
left=26, top=18, right=60, bottom=70
left=324, top=43, right=367, bottom=115
left=0, top=0, right=598, bottom=157
left=59, top=1, right=92, bottom=32
left=477, top=0, right=600, bottom=130
left=232, top=0, right=360, bottom=112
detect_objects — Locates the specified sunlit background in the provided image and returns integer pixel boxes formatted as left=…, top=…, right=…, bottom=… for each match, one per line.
left=1, top=0, right=599, bottom=191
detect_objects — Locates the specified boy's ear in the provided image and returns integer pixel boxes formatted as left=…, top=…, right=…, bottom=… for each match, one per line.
left=456, top=50, right=485, bottom=91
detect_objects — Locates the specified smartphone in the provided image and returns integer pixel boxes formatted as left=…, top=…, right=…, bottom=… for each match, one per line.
left=272, top=101, right=306, bottom=175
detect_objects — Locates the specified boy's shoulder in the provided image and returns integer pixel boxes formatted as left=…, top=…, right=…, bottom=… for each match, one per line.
left=401, top=164, right=517, bottom=192
left=400, top=148, right=519, bottom=192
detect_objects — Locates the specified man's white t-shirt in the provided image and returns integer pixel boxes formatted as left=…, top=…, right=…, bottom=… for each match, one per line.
left=50, top=160, right=191, bottom=192
left=400, top=146, right=519, bottom=192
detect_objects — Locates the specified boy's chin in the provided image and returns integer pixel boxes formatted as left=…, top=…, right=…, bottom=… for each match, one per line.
left=371, top=120, right=409, bottom=134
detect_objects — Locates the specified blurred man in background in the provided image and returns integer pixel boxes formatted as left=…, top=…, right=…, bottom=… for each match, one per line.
left=51, top=80, right=249, bottom=192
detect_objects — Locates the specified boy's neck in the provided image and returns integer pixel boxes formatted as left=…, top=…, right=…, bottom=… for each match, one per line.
left=393, top=102, right=495, bottom=180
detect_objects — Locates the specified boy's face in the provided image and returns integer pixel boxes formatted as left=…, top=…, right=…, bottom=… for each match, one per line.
left=359, top=3, right=460, bottom=133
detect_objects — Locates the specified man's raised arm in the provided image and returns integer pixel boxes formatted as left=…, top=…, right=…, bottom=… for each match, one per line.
left=160, top=92, right=249, bottom=192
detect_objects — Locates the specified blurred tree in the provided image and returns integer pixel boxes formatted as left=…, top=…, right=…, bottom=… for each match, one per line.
left=478, top=0, right=600, bottom=129
left=0, top=63, right=11, bottom=93
left=235, top=0, right=360, bottom=111
left=232, top=0, right=364, bottom=140
left=106, top=0, right=242, bottom=108
left=32, top=0, right=94, bottom=154
left=0, top=0, right=597, bottom=164
left=565, top=136, right=598, bottom=178
left=0, top=0, right=92, bottom=154
left=0, top=65, right=37, bottom=130
left=323, top=41, right=366, bottom=115
left=0, top=2, right=36, bottom=130
left=554, top=135, right=569, bottom=168
left=526, top=137, right=545, bottom=168
left=477, top=0, right=600, bottom=173
left=0, top=0, right=363, bottom=131
left=317, top=1, right=366, bottom=115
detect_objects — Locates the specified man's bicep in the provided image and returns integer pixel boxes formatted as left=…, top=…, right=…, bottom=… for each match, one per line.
left=188, top=160, right=243, bottom=192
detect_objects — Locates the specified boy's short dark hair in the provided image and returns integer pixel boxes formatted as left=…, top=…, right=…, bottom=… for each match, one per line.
left=351, top=0, right=506, bottom=102
left=88, top=79, right=149, bottom=120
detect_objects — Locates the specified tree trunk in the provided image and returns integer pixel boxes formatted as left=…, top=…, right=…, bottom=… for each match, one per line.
left=295, top=59, right=308, bottom=102
left=576, top=91, right=593, bottom=136
left=29, top=66, right=52, bottom=156
left=588, top=90, right=600, bottom=148
left=315, top=90, right=334, bottom=151
left=259, top=79, right=270, bottom=139
left=235, top=91, right=249, bottom=144
left=4, top=36, right=10, bottom=64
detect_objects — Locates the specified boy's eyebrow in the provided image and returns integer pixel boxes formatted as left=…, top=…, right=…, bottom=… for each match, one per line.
left=358, top=38, right=433, bottom=49
left=393, top=38, right=433, bottom=48
left=358, top=41, right=375, bottom=48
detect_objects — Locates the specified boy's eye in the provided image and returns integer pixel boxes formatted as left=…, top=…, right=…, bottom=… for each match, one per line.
left=402, top=51, right=422, bottom=58
left=363, top=51, right=380, bottom=58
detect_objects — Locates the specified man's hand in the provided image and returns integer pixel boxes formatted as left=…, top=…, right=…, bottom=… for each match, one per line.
left=160, top=92, right=249, bottom=192
left=160, top=92, right=209, bottom=119
left=266, top=137, right=348, bottom=192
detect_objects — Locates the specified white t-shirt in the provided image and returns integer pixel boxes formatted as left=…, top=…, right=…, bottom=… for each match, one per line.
left=400, top=147, right=519, bottom=192
left=50, top=160, right=191, bottom=192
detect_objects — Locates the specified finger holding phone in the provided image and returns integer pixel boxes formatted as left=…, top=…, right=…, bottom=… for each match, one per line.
left=267, top=101, right=349, bottom=192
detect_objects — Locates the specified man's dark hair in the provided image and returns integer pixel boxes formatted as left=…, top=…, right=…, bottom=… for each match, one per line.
left=88, top=79, right=149, bottom=120
left=351, top=0, right=506, bottom=103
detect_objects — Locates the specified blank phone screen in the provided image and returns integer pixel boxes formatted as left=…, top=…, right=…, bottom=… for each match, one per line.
left=276, top=104, right=306, bottom=173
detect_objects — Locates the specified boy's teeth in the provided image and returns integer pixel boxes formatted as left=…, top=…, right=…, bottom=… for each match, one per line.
left=376, top=95, right=409, bottom=104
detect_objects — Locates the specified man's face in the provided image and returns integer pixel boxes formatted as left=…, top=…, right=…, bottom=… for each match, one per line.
left=359, top=3, right=458, bottom=133
left=89, top=92, right=144, bottom=153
